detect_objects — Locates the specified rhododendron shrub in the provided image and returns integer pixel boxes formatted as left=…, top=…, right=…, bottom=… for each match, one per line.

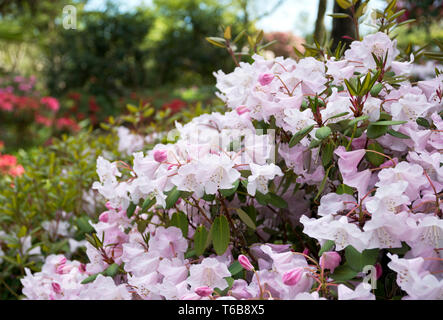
left=20, top=5, right=443, bottom=300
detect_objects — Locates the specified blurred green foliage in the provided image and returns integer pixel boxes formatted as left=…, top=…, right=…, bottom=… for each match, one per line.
left=46, top=8, right=153, bottom=99
left=0, top=125, right=119, bottom=299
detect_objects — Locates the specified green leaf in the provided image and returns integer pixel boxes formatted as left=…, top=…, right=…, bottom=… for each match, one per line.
left=328, top=13, right=351, bottom=19
left=126, top=104, right=138, bottom=113
left=255, top=191, right=270, bottom=206
left=81, top=273, right=99, bottom=284
left=256, top=30, right=264, bottom=44
left=233, top=30, right=246, bottom=44
left=126, top=202, right=137, bottom=218
left=76, top=216, right=94, bottom=233
left=228, top=261, right=243, bottom=276
left=336, top=0, right=352, bottom=9
left=330, top=263, right=358, bottom=281
left=366, top=123, right=389, bottom=139
left=416, top=117, right=430, bottom=128
left=185, top=249, right=196, bottom=259
left=211, top=215, right=230, bottom=255
left=137, top=220, right=148, bottom=234
left=370, top=120, right=407, bottom=126
left=165, top=187, right=181, bottom=209
left=170, top=211, right=189, bottom=237
left=17, top=226, right=27, bottom=238
left=314, top=166, right=332, bottom=201
left=387, top=242, right=411, bottom=255
left=267, top=193, right=288, bottom=209
left=365, top=142, right=385, bottom=166
left=370, top=83, right=383, bottom=97
left=387, top=129, right=410, bottom=139
left=344, top=79, right=357, bottom=96
left=319, top=240, right=335, bottom=256
left=348, top=115, right=369, bottom=127
left=345, top=246, right=379, bottom=272
left=202, top=193, right=216, bottom=202
left=326, top=112, right=349, bottom=121
left=289, top=125, right=315, bottom=147
left=194, top=225, right=209, bottom=256
left=103, top=263, right=120, bottom=277
left=336, top=184, right=355, bottom=195
left=309, top=138, right=322, bottom=149
left=321, top=141, right=334, bottom=167
left=236, top=208, right=256, bottom=230
left=315, top=126, right=332, bottom=140
left=205, top=37, right=226, bottom=48
left=141, top=197, right=156, bottom=212
left=224, top=26, right=231, bottom=40
left=360, top=72, right=373, bottom=95
left=220, top=180, right=239, bottom=197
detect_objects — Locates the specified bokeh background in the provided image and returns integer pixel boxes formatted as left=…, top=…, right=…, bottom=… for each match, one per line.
left=0, top=0, right=442, bottom=152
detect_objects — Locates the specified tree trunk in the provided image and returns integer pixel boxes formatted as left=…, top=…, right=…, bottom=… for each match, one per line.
left=331, top=1, right=359, bottom=52
left=314, top=0, right=327, bottom=44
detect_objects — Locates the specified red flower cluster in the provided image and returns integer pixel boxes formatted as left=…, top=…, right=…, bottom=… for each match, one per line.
left=162, top=98, right=187, bottom=113
left=0, top=153, right=24, bottom=177
left=0, top=75, right=79, bottom=133
left=66, top=91, right=102, bottom=125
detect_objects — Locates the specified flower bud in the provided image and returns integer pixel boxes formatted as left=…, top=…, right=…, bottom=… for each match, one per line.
left=236, top=105, right=250, bottom=115
left=195, top=286, right=213, bottom=297
left=320, top=251, right=341, bottom=273
left=52, top=282, right=61, bottom=294
left=258, top=73, right=274, bottom=86
left=238, top=254, right=254, bottom=271
left=282, top=267, right=304, bottom=286
left=56, top=264, right=73, bottom=274
left=99, top=211, right=109, bottom=223
left=375, top=263, right=382, bottom=280
left=154, top=150, right=168, bottom=163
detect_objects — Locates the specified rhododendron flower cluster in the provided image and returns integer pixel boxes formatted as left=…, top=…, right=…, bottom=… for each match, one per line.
left=21, top=30, right=443, bottom=300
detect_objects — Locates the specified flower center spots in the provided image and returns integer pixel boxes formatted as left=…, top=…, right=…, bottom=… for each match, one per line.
left=209, top=167, right=224, bottom=187
left=333, top=229, right=348, bottom=248
left=202, top=267, right=216, bottom=287
left=257, top=175, right=268, bottom=194
left=420, top=225, right=441, bottom=248
left=376, top=227, right=395, bottom=248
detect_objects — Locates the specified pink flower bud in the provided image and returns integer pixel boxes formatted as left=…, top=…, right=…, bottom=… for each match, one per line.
left=99, top=211, right=109, bottom=222
left=52, top=282, right=61, bottom=294
left=302, top=248, right=310, bottom=255
left=195, top=286, right=213, bottom=297
left=282, top=267, right=303, bottom=286
left=238, top=254, right=254, bottom=271
left=375, top=263, right=382, bottom=280
left=236, top=105, right=250, bottom=115
left=56, top=264, right=73, bottom=274
left=154, top=150, right=168, bottom=163
left=320, top=251, right=341, bottom=273
left=58, top=257, right=67, bottom=265
left=258, top=73, right=274, bottom=86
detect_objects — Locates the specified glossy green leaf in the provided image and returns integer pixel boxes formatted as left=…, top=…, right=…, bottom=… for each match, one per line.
left=170, top=211, right=189, bottom=237
left=194, top=225, right=209, bottom=257
left=211, top=215, right=230, bottom=256
left=236, top=208, right=256, bottom=230
left=289, top=125, right=315, bottom=147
